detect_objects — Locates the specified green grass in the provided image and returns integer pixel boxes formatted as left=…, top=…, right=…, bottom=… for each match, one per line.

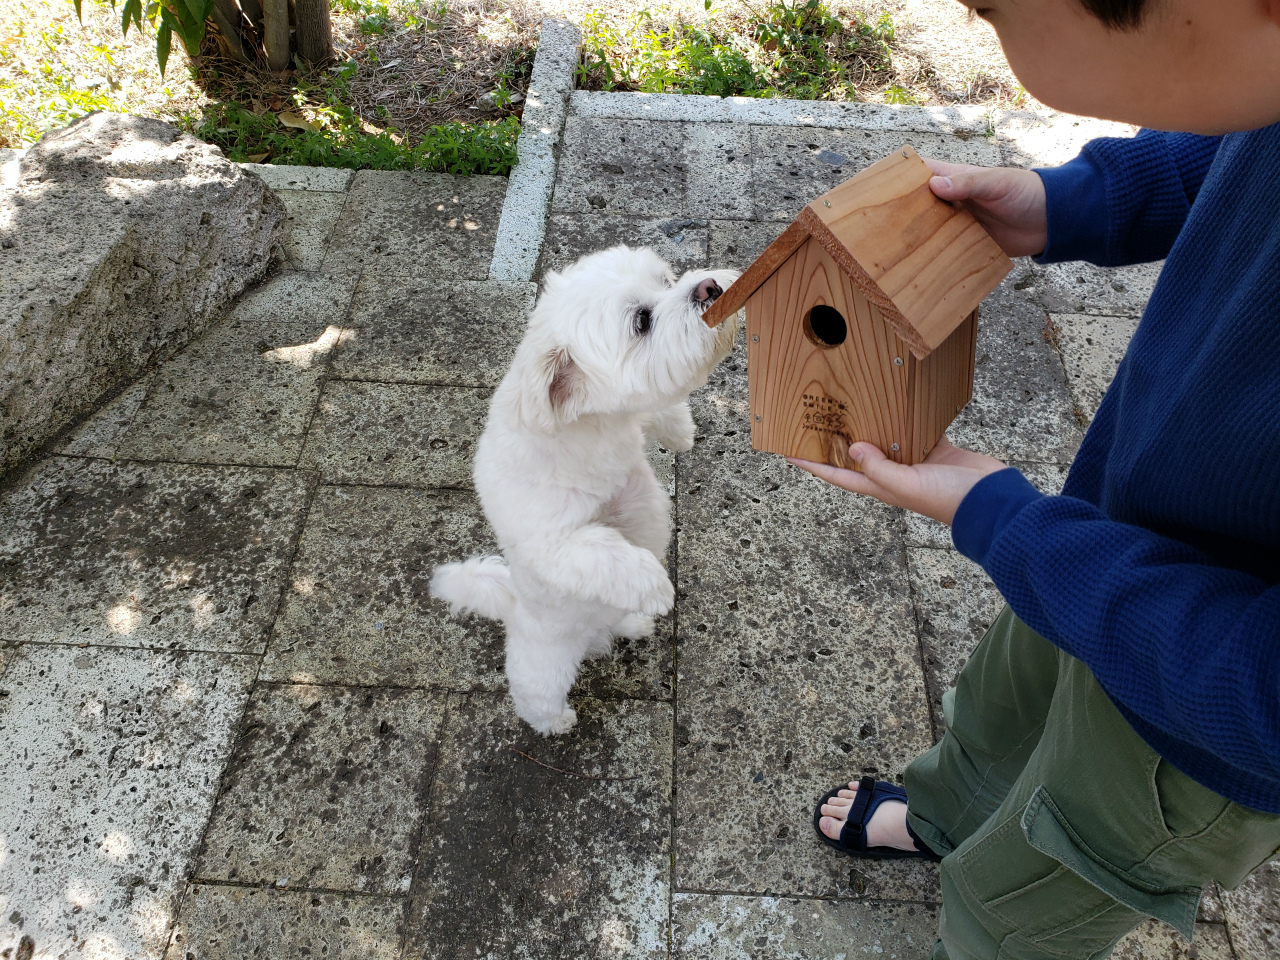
left=577, top=1, right=904, bottom=102
left=185, top=102, right=521, bottom=174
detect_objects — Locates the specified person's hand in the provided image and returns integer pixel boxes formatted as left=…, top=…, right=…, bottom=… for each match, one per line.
left=787, top=437, right=1007, bottom=526
left=923, top=158, right=1048, bottom=258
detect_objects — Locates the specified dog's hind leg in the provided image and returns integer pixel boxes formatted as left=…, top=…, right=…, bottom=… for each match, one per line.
left=505, top=623, right=586, bottom=735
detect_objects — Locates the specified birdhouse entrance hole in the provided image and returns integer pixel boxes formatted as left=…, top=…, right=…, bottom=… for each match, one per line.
left=804, top=305, right=847, bottom=348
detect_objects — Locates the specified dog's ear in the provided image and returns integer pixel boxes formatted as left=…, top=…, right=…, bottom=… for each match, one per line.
left=519, top=346, right=585, bottom=433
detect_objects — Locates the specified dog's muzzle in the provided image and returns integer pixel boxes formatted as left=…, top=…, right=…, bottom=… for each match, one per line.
left=692, top=278, right=723, bottom=306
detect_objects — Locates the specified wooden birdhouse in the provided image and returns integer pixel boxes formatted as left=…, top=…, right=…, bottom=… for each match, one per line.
left=701, top=145, right=1013, bottom=467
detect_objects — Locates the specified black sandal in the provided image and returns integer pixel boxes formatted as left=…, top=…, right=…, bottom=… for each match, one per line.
left=813, top=775, right=943, bottom=862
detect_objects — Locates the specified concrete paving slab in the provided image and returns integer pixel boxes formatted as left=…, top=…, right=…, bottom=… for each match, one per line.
left=276, top=189, right=347, bottom=234
left=949, top=283, right=1083, bottom=463
left=905, top=460, right=1068, bottom=549
left=709, top=219, right=788, bottom=273
left=907, top=547, right=1003, bottom=727
left=405, top=694, right=671, bottom=959
left=119, top=316, right=339, bottom=468
left=750, top=126, right=1002, bottom=221
left=552, top=117, right=689, bottom=217
left=239, top=163, right=354, bottom=193
left=672, top=894, right=941, bottom=959
left=262, top=485, right=504, bottom=689
left=197, top=684, right=445, bottom=895
left=996, top=113, right=1138, bottom=168
left=1112, top=920, right=1234, bottom=960
left=675, top=403, right=937, bottom=901
left=165, top=884, right=405, bottom=960
left=1052, top=312, right=1141, bottom=424
left=1019, top=259, right=1162, bottom=317
left=229, top=270, right=359, bottom=326
left=0, top=457, right=312, bottom=653
left=1199, top=883, right=1225, bottom=922
left=685, top=123, right=755, bottom=220
left=338, top=278, right=535, bottom=387
left=1222, top=859, right=1280, bottom=960
left=0, top=645, right=256, bottom=960
left=53, top=375, right=152, bottom=460
left=322, top=171, right=505, bottom=280
left=283, top=227, right=333, bottom=271
left=299, top=381, right=488, bottom=486
left=540, top=213, right=709, bottom=276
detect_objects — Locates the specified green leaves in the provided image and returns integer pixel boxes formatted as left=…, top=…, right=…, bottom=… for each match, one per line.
left=71, top=0, right=213, bottom=76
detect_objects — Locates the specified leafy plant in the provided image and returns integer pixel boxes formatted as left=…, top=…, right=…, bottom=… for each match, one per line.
left=72, top=0, right=212, bottom=76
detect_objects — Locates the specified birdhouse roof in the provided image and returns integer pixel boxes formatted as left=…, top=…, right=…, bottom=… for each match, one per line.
left=702, top=145, right=1013, bottom=358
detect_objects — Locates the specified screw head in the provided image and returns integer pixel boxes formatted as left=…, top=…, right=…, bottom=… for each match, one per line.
left=823, top=199, right=831, bottom=207
left=891, top=442, right=900, bottom=452
left=893, top=356, right=903, bottom=366
left=754, top=414, right=762, bottom=422
left=752, top=335, right=759, bottom=342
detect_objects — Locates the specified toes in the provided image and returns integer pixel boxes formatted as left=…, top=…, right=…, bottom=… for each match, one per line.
left=819, top=815, right=844, bottom=841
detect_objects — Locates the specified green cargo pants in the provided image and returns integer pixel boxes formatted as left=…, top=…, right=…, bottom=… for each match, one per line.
left=903, top=606, right=1280, bottom=960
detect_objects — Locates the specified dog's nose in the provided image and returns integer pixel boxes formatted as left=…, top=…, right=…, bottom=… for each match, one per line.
left=693, top=278, right=723, bottom=304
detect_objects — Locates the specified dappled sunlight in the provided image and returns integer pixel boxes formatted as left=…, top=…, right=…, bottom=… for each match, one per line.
left=64, top=879, right=100, bottom=911
left=291, top=574, right=317, bottom=595
left=263, top=325, right=342, bottom=369
left=105, top=603, right=139, bottom=635
left=97, top=831, right=134, bottom=864
left=599, top=918, right=634, bottom=954
left=188, top=591, right=216, bottom=630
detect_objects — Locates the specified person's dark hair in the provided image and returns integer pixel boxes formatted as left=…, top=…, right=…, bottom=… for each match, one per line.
left=1078, top=0, right=1148, bottom=28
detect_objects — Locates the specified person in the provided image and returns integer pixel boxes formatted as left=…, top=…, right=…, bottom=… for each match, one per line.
left=789, top=0, right=1280, bottom=957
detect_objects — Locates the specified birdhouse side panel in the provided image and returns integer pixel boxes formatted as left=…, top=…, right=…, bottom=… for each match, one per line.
left=746, top=237, right=911, bottom=469
left=907, top=307, right=978, bottom=463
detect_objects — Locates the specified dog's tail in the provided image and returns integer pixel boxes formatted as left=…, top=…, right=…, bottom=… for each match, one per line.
left=430, top=555, right=516, bottom=621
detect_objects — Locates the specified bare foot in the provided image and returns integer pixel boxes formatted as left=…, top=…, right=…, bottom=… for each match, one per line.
left=818, top=781, right=918, bottom=851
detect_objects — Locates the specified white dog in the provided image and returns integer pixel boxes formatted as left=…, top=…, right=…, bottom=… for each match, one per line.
left=430, top=245, right=739, bottom=734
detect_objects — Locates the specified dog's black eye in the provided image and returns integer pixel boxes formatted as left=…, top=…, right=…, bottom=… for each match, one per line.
left=634, top=307, right=653, bottom=336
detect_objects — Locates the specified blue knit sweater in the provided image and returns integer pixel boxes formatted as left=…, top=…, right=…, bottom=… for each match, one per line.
left=952, top=123, right=1280, bottom=814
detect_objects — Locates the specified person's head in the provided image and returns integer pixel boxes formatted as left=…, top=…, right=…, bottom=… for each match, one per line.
left=963, top=0, right=1280, bottom=134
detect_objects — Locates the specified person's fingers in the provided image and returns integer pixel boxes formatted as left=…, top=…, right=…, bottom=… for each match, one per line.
left=786, top=456, right=874, bottom=495
left=848, top=442, right=918, bottom=493
left=921, top=157, right=972, bottom=178
left=929, top=166, right=1014, bottom=204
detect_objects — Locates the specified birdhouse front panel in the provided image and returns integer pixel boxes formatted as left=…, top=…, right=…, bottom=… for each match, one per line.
left=747, top=236, right=913, bottom=469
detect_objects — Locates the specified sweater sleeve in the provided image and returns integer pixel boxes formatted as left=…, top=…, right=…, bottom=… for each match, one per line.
left=1034, top=130, right=1223, bottom=266
left=952, top=468, right=1280, bottom=784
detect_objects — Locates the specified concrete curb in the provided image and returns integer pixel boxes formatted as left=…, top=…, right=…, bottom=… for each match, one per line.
left=488, top=19, right=582, bottom=282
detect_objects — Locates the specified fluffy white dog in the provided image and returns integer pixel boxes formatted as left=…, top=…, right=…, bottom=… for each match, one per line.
left=430, top=245, right=739, bottom=734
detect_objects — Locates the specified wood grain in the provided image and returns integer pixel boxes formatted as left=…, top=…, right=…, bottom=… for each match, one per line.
left=908, top=307, right=977, bottom=462
left=701, top=221, right=809, bottom=329
left=804, top=145, right=1012, bottom=355
left=747, top=237, right=913, bottom=466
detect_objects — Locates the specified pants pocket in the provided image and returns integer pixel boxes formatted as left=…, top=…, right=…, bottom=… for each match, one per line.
left=951, top=787, right=1201, bottom=960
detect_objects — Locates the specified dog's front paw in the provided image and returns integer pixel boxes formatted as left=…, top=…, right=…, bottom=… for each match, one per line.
left=612, top=613, right=656, bottom=639
left=650, top=403, right=697, bottom=453
left=532, top=705, right=578, bottom=736
left=632, top=564, right=675, bottom=617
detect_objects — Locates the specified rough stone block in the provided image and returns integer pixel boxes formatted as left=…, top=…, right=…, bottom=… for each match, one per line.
left=240, top=162, right=354, bottom=192
left=672, top=894, right=940, bottom=959
left=405, top=694, right=672, bottom=959
left=0, top=113, right=286, bottom=476
left=229, top=270, right=359, bottom=326
left=1111, top=920, right=1234, bottom=960
left=685, top=122, right=754, bottom=220
left=53, top=374, right=152, bottom=459
left=1051, top=312, right=1140, bottom=424
left=322, top=171, right=505, bottom=279
left=907, top=547, right=1003, bottom=727
left=1017, top=258, right=1162, bottom=317
left=539, top=213, right=708, bottom=277
left=197, top=684, right=445, bottom=895
left=553, top=117, right=689, bottom=217
left=949, top=283, right=1083, bottom=463
left=166, top=884, right=405, bottom=960
left=338, top=278, right=535, bottom=386
left=118, top=315, right=340, bottom=467
left=299, top=381, right=488, bottom=486
left=262, top=486, right=505, bottom=688
left=1222, top=859, right=1280, bottom=960
left=0, top=645, right=256, bottom=960
left=0, top=456, right=312, bottom=652
left=751, top=126, right=1002, bottom=221
left=675, top=376, right=936, bottom=901
left=709, top=219, right=788, bottom=272
left=276, top=188, right=347, bottom=233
